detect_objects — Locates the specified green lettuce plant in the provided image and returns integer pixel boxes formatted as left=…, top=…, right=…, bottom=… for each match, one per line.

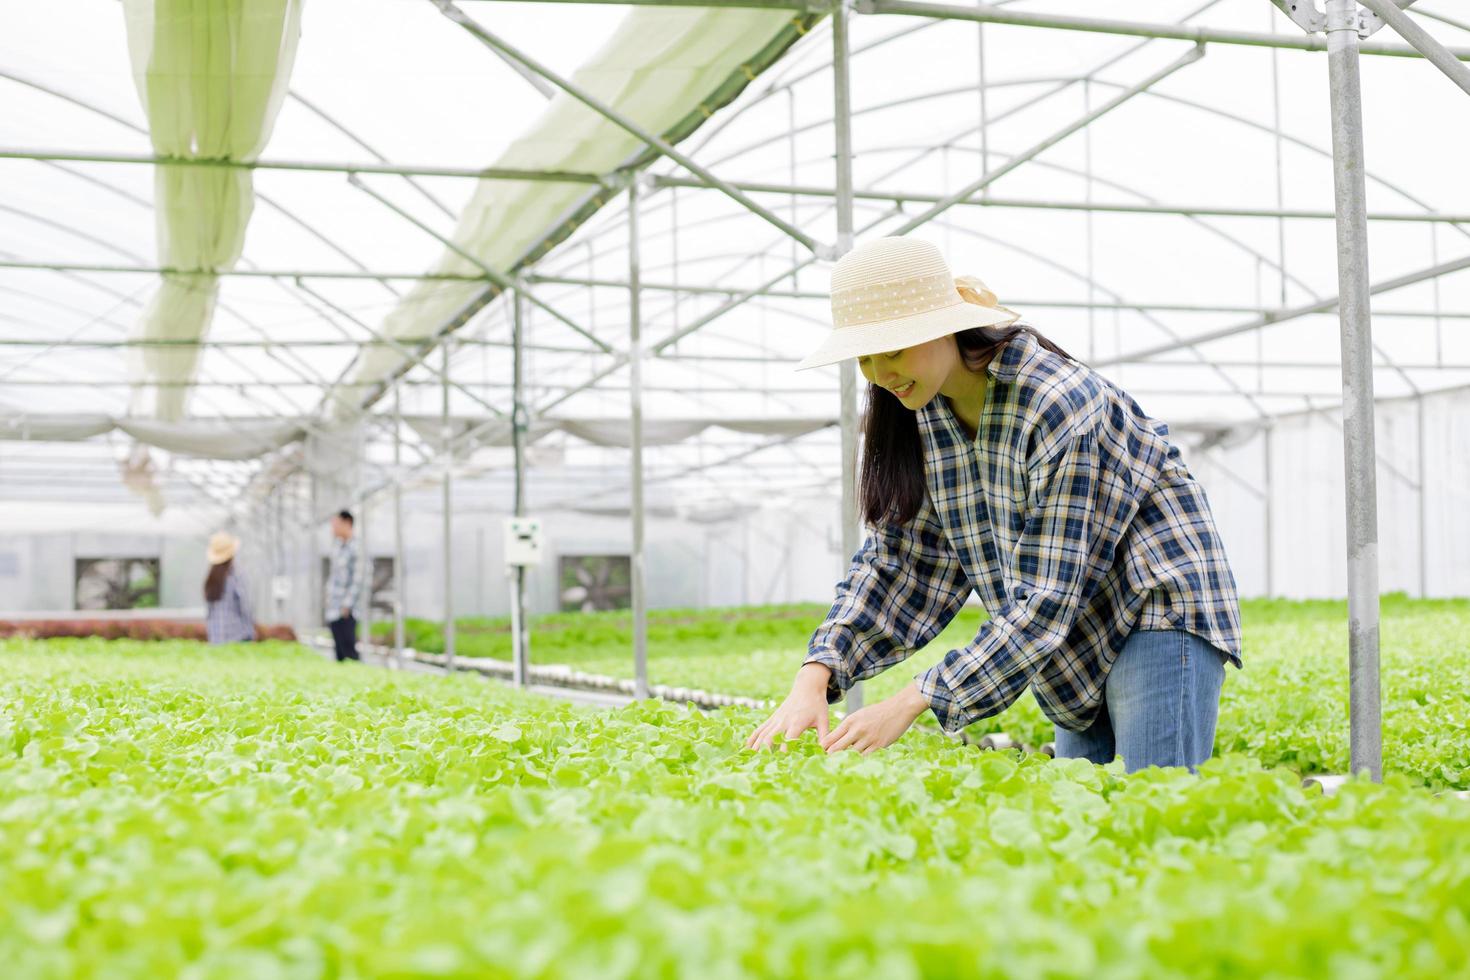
left=3, top=637, right=1469, bottom=977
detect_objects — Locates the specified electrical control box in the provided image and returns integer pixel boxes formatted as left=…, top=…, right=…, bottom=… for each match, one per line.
left=504, top=517, right=543, bottom=566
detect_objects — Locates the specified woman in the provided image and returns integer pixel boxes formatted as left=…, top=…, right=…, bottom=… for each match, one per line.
left=745, top=236, right=1241, bottom=772
left=204, top=531, right=257, bottom=644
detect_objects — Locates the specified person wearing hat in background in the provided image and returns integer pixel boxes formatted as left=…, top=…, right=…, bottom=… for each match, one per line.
left=745, top=236, right=1242, bottom=773
left=326, top=510, right=362, bottom=662
left=204, top=532, right=257, bottom=645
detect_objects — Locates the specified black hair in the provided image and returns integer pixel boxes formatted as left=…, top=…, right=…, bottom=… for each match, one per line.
left=858, top=323, right=1077, bottom=527
left=337, top=510, right=355, bottom=525
left=204, top=558, right=232, bottom=603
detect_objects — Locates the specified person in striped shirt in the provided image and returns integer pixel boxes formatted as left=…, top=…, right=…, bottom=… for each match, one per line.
left=326, top=510, right=362, bottom=662
left=746, top=236, right=1242, bottom=773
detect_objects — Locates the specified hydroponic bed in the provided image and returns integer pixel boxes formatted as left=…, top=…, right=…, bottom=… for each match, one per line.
left=378, top=595, right=1470, bottom=789
left=3, top=637, right=1469, bottom=978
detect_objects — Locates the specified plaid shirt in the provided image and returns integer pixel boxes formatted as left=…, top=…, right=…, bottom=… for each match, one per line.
left=805, top=329, right=1242, bottom=734
left=205, top=569, right=255, bottom=644
left=326, top=538, right=361, bottom=623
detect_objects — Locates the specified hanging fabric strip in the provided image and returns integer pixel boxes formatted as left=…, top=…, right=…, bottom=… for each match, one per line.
left=121, top=0, right=305, bottom=419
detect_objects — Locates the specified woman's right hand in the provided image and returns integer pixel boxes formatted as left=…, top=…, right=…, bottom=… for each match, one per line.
left=744, top=662, right=834, bottom=752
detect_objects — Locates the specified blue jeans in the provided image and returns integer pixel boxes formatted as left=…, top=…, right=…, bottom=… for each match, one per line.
left=1054, top=629, right=1227, bottom=773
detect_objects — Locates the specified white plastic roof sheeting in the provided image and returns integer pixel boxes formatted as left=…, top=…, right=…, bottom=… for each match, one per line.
left=3, top=0, right=1470, bottom=538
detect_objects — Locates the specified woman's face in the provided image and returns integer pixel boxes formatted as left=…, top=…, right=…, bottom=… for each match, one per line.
left=857, top=335, right=965, bottom=410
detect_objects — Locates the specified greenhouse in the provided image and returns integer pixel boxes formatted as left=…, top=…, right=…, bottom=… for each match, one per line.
left=3, top=0, right=1470, bottom=975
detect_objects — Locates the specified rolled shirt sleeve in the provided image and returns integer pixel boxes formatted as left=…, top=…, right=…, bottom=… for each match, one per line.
left=917, top=430, right=1107, bottom=732
left=803, top=495, right=974, bottom=705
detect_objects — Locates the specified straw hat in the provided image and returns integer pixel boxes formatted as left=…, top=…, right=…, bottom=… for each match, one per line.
left=206, top=531, right=238, bottom=565
left=795, top=236, right=1019, bottom=371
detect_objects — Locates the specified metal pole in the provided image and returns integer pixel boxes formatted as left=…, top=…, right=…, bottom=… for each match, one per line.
left=289, top=90, right=459, bottom=219
left=1083, top=78, right=1096, bottom=363
left=360, top=495, right=373, bottom=654
left=1101, top=250, right=1470, bottom=366
left=512, top=288, right=531, bottom=687
left=393, top=384, right=406, bottom=665
left=10, top=144, right=1470, bottom=223
left=1416, top=394, right=1428, bottom=598
left=891, top=43, right=1206, bottom=236
left=858, top=0, right=1470, bottom=60
left=628, top=176, right=650, bottom=700
left=442, top=341, right=457, bottom=670
left=1326, top=0, right=1382, bottom=782
left=347, top=176, right=611, bottom=354
left=1263, top=425, right=1274, bottom=597
left=310, top=472, right=323, bottom=637
left=356, top=424, right=372, bottom=654
left=641, top=176, right=1470, bottom=224
left=0, top=337, right=609, bottom=351
left=430, top=0, right=828, bottom=257
left=1357, top=0, right=1470, bottom=96
left=0, top=147, right=607, bottom=184
left=977, top=17, right=990, bottom=193
left=834, top=0, right=863, bottom=712
left=0, top=258, right=496, bottom=282
left=405, top=209, right=912, bottom=477
left=293, top=276, right=521, bottom=417
left=788, top=89, right=799, bottom=289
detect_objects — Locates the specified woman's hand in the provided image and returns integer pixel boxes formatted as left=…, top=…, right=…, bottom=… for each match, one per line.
left=819, top=682, right=930, bottom=756
left=745, top=663, right=833, bottom=752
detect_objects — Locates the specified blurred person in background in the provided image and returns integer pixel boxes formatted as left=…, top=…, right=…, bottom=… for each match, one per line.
left=326, top=510, right=361, bottom=662
left=204, top=532, right=257, bottom=644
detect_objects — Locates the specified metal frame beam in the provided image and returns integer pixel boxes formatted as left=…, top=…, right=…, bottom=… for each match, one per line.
left=1099, top=251, right=1470, bottom=367
left=0, top=259, right=495, bottom=282
left=891, top=43, right=1207, bottom=236
left=856, top=0, right=1470, bottom=60
left=346, top=175, right=614, bottom=354
left=429, top=0, right=828, bottom=257
left=645, top=177, right=1470, bottom=223
left=0, top=147, right=609, bottom=186
left=459, top=0, right=812, bottom=6
left=1358, top=0, right=1470, bottom=94
left=289, top=277, right=511, bottom=419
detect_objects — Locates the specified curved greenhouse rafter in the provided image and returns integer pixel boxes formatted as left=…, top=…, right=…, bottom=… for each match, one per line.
left=3, top=3, right=1470, bottom=764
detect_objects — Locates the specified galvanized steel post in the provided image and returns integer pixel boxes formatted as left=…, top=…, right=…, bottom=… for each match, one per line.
left=442, top=341, right=456, bottom=670
left=1416, top=393, right=1428, bottom=598
left=1263, top=424, right=1274, bottom=597
left=512, top=287, right=531, bottom=688
left=833, top=0, right=863, bottom=712
left=392, top=384, right=406, bottom=665
left=629, top=175, right=650, bottom=701
left=360, top=498, right=372, bottom=652
left=270, top=484, right=282, bottom=624
left=1325, top=0, right=1382, bottom=781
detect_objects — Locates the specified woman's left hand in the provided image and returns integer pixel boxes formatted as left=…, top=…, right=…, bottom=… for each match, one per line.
left=819, top=682, right=931, bottom=755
